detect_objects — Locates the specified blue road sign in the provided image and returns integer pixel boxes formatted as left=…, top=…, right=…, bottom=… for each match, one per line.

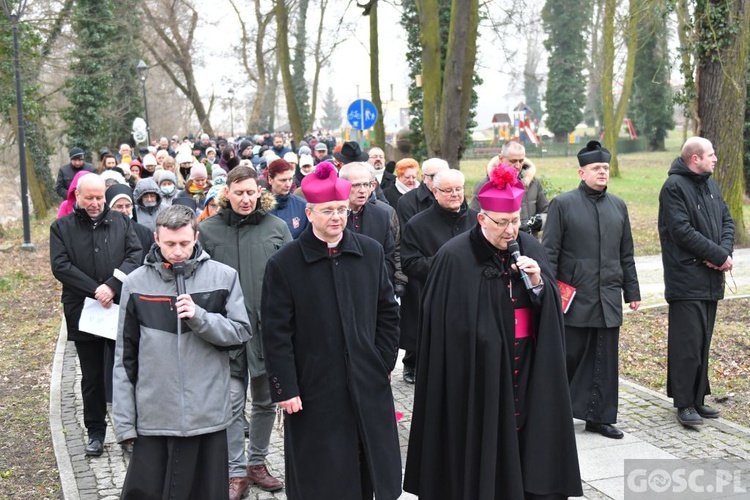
left=347, top=99, right=378, bottom=130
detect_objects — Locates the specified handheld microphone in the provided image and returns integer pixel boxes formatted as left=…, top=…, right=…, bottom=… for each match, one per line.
left=172, top=262, right=187, bottom=297
left=507, top=239, right=534, bottom=291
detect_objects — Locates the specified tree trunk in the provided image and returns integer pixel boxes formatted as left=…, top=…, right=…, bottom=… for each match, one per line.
left=601, top=0, right=640, bottom=177
left=437, top=0, right=479, bottom=168
left=249, top=0, right=272, bottom=133
left=9, top=108, right=52, bottom=218
left=696, top=0, right=749, bottom=244
left=369, top=0, right=386, bottom=148
left=416, top=0, right=479, bottom=168
left=276, top=1, right=303, bottom=142
left=415, top=0, right=442, bottom=157
left=676, top=0, right=699, bottom=136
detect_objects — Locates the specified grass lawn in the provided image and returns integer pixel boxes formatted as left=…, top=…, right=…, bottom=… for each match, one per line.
left=459, top=134, right=749, bottom=255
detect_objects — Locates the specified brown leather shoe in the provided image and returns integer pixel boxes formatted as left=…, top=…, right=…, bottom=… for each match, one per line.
left=247, top=464, right=283, bottom=492
left=228, top=476, right=249, bottom=500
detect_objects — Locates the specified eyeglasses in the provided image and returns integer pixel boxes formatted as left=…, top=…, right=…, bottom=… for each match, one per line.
left=368, top=154, right=384, bottom=159
left=483, top=213, right=521, bottom=230
left=423, top=173, right=435, bottom=179
left=350, top=182, right=372, bottom=191
left=435, top=186, right=464, bottom=195
left=313, top=207, right=351, bottom=218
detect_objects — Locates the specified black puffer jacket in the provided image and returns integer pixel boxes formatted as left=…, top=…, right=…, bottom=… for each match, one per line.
left=658, top=157, right=734, bottom=302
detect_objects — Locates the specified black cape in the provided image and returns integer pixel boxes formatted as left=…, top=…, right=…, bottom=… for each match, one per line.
left=403, top=226, right=582, bottom=499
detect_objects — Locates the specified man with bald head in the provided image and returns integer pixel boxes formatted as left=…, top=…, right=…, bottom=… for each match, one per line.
left=368, top=146, right=395, bottom=191
left=659, top=137, right=734, bottom=427
left=51, top=174, right=142, bottom=457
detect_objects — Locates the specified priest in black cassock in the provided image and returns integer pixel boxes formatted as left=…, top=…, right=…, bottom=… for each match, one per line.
left=403, top=165, right=582, bottom=500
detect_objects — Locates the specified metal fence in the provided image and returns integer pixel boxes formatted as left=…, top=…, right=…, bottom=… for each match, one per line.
left=463, top=138, right=649, bottom=160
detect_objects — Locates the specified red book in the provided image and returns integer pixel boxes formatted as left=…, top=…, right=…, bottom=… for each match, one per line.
left=556, top=280, right=577, bottom=314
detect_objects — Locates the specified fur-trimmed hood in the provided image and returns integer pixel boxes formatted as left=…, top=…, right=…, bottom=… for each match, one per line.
left=518, top=158, right=538, bottom=187
left=217, top=187, right=277, bottom=213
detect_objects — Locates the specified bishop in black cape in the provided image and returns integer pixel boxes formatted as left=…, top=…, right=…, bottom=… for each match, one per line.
left=403, top=226, right=582, bottom=499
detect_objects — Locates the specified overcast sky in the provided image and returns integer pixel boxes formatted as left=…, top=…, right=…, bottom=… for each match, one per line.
left=197, top=1, right=528, bottom=132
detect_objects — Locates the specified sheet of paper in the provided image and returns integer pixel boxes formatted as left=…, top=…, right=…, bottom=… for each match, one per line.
left=78, top=297, right=119, bottom=340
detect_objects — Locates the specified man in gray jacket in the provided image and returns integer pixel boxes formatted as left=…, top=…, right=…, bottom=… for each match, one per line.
left=113, top=205, right=251, bottom=499
left=199, top=166, right=292, bottom=499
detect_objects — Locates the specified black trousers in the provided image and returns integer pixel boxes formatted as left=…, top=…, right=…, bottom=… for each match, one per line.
left=121, top=430, right=229, bottom=500
left=74, top=338, right=115, bottom=440
left=667, top=300, right=717, bottom=408
left=565, top=326, right=620, bottom=424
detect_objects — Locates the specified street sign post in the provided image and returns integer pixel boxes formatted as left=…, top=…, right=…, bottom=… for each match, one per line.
left=347, top=99, right=377, bottom=150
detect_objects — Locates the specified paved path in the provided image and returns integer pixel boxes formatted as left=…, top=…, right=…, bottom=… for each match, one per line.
left=50, top=249, right=750, bottom=499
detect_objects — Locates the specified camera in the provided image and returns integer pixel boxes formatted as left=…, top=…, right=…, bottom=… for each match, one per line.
left=526, top=214, right=543, bottom=232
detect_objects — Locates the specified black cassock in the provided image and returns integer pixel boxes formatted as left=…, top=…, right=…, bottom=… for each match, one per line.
left=403, top=226, right=582, bottom=500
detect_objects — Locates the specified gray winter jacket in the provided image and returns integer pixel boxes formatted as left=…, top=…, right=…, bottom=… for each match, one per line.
left=112, top=244, right=251, bottom=442
left=133, top=178, right=164, bottom=231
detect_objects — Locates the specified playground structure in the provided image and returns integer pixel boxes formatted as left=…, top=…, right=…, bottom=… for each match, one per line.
left=491, top=102, right=541, bottom=147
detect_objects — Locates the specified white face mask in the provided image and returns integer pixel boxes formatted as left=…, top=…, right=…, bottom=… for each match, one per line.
left=161, top=185, right=175, bottom=195
left=143, top=201, right=158, bottom=208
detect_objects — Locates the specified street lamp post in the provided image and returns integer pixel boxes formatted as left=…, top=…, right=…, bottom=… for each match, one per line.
left=136, top=60, right=151, bottom=145
left=2, top=0, right=34, bottom=251
left=228, top=89, right=235, bottom=138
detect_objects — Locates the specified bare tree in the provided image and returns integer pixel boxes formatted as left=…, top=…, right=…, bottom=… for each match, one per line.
left=308, top=0, right=351, bottom=128
left=277, top=0, right=303, bottom=140
left=141, top=0, right=215, bottom=135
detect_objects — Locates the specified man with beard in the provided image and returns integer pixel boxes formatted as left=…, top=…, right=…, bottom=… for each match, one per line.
left=542, top=140, right=641, bottom=439
left=50, top=175, right=142, bottom=457
left=404, top=165, right=582, bottom=499
left=199, top=166, right=291, bottom=498
left=368, top=146, right=396, bottom=192
left=261, top=162, right=402, bottom=499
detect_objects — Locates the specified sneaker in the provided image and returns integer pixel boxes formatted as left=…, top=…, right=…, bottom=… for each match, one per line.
left=229, top=476, right=249, bottom=500
left=247, top=464, right=283, bottom=492
left=677, top=406, right=704, bottom=426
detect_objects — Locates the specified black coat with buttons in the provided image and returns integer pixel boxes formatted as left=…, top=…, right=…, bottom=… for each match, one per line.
left=50, top=205, right=143, bottom=341
left=261, top=226, right=402, bottom=499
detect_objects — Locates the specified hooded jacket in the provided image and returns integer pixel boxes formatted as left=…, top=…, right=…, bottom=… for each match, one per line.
left=112, top=244, right=251, bottom=442
left=198, top=192, right=293, bottom=378
left=57, top=170, right=92, bottom=218
left=133, top=178, right=164, bottom=231
left=658, top=157, right=734, bottom=302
